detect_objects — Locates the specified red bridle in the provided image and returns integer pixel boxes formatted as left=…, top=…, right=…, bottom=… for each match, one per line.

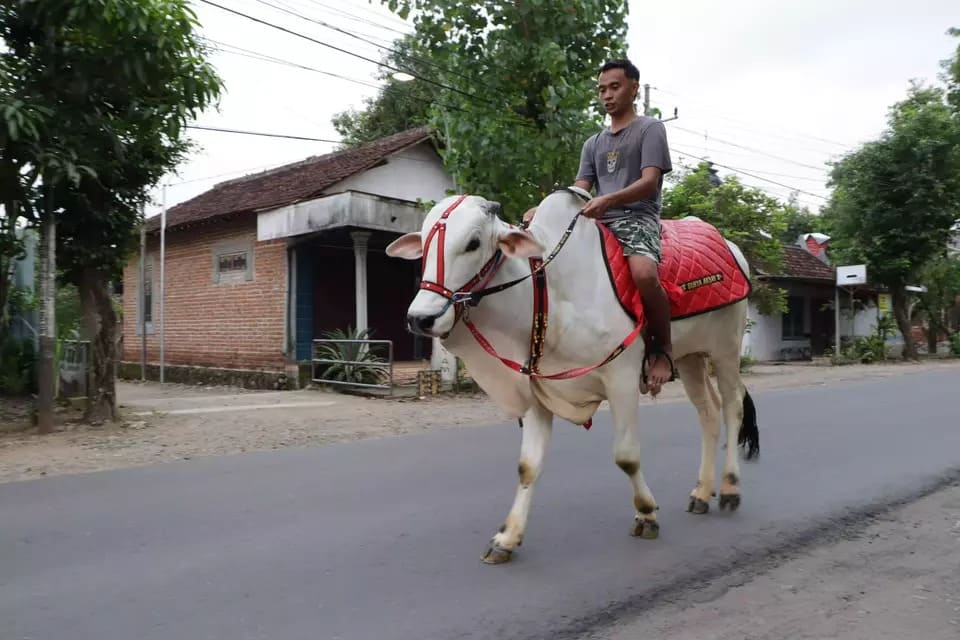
left=418, top=194, right=504, bottom=313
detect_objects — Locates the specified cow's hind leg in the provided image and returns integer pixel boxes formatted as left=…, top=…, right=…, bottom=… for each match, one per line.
left=608, top=383, right=659, bottom=539
left=482, top=401, right=553, bottom=564
left=711, top=351, right=760, bottom=512
left=675, top=353, right=722, bottom=515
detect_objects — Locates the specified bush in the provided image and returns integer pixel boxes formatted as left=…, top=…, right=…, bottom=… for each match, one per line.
left=313, top=327, right=389, bottom=387
left=949, top=332, right=960, bottom=357
left=0, top=333, right=37, bottom=395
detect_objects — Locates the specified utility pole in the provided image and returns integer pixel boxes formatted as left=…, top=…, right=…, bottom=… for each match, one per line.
left=159, top=183, right=166, bottom=384
left=139, top=212, right=146, bottom=381
left=642, top=83, right=679, bottom=122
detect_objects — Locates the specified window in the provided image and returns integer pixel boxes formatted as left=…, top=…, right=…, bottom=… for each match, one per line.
left=142, top=262, right=153, bottom=323
left=782, top=296, right=805, bottom=339
left=212, top=239, right=254, bottom=284
left=218, top=251, right=248, bottom=275
left=136, top=257, right=154, bottom=335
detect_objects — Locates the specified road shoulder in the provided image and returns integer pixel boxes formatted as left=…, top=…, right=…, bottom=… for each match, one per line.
left=593, top=483, right=960, bottom=640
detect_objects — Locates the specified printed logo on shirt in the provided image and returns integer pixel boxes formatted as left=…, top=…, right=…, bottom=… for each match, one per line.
left=606, top=150, right=619, bottom=173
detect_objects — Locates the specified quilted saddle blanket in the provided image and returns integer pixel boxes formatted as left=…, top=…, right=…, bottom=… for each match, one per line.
left=598, top=217, right=752, bottom=324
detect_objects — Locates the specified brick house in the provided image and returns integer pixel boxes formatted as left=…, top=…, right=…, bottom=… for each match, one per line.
left=121, top=127, right=455, bottom=387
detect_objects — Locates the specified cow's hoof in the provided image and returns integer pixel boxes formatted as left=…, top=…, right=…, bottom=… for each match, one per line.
left=719, top=493, right=741, bottom=512
left=631, top=518, right=660, bottom=539
left=687, top=497, right=710, bottom=514
left=481, top=542, right=513, bottom=564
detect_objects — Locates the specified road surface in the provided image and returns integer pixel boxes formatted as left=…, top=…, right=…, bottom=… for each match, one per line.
left=3, top=369, right=959, bottom=640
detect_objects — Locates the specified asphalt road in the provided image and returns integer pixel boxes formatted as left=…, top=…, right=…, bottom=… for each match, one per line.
left=3, top=369, right=959, bottom=640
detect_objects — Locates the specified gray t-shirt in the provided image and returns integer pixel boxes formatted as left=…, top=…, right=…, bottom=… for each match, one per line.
left=575, top=115, right=673, bottom=222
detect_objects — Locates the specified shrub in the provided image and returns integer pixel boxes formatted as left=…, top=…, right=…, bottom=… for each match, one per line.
left=0, top=334, right=37, bottom=395
left=313, top=327, right=389, bottom=387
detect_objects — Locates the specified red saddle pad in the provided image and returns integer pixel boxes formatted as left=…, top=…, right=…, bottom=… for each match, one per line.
left=598, top=218, right=752, bottom=324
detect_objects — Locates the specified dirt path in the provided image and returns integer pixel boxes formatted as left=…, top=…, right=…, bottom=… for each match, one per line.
left=1, top=359, right=958, bottom=484
left=593, top=481, right=960, bottom=640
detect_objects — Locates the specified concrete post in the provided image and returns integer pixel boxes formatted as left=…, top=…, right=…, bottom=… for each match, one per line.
left=350, top=231, right=372, bottom=333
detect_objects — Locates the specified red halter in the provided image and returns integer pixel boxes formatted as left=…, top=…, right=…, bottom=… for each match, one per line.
left=418, top=195, right=503, bottom=311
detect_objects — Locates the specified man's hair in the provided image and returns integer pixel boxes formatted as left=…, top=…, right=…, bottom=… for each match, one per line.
left=599, top=59, right=640, bottom=81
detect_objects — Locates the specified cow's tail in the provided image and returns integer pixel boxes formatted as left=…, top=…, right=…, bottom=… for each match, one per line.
left=738, top=389, right=760, bottom=461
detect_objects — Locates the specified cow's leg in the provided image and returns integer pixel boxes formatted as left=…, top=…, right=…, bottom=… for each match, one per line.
left=711, top=351, right=749, bottom=511
left=675, top=354, right=722, bottom=515
left=482, top=401, right=553, bottom=564
left=608, top=383, right=659, bottom=539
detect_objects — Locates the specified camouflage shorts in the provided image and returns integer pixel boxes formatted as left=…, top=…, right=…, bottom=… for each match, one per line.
left=603, top=215, right=662, bottom=263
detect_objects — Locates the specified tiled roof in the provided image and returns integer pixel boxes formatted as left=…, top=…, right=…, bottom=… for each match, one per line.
left=768, top=245, right=836, bottom=281
left=147, top=126, right=434, bottom=232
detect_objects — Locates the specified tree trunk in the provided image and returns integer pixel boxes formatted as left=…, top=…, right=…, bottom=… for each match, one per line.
left=79, top=267, right=118, bottom=423
left=36, top=215, right=56, bottom=434
left=927, top=323, right=938, bottom=354
left=891, top=289, right=918, bottom=361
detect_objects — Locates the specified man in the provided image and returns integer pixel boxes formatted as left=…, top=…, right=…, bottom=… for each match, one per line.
left=525, top=58, right=674, bottom=395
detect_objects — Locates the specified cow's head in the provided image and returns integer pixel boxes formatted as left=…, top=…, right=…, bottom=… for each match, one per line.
left=386, top=194, right=544, bottom=337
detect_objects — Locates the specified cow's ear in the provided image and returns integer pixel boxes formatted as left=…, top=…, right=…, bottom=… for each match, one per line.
left=386, top=232, right=423, bottom=259
left=497, top=230, right=544, bottom=259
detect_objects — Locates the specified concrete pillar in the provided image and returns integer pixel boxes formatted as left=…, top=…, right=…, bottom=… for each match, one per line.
left=350, top=231, right=371, bottom=333
left=431, top=337, right=456, bottom=385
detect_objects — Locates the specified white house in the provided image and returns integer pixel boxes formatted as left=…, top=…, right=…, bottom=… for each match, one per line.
left=742, top=237, right=882, bottom=361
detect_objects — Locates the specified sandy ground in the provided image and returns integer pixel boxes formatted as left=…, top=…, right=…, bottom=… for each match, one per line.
left=1, top=359, right=959, bottom=484
left=593, top=481, right=960, bottom=640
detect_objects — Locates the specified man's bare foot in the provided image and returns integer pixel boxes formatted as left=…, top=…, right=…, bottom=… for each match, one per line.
left=643, top=352, right=674, bottom=396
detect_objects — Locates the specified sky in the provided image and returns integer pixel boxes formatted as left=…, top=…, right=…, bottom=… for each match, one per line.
left=146, top=0, right=960, bottom=218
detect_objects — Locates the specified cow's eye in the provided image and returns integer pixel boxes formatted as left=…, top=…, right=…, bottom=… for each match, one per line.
left=465, top=237, right=481, bottom=252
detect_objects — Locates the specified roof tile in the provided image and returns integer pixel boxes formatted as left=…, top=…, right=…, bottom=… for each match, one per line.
left=148, top=126, right=433, bottom=232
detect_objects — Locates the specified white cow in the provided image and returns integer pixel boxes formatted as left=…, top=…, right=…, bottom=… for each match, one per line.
left=386, top=186, right=759, bottom=564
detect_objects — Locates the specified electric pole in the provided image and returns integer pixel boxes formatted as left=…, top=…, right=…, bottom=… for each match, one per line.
left=642, top=84, right=679, bottom=122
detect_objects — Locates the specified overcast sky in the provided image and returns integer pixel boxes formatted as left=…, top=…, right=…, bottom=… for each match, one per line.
left=147, top=0, right=960, bottom=218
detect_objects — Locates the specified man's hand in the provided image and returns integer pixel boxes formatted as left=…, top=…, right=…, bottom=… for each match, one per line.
left=522, top=207, right=537, bottom=223
left=579, top=194, right=614, bottom=219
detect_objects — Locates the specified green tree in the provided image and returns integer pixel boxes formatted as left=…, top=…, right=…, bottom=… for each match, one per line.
left=383, top=0, right=629, bottom=218
left=915, top=253, right=960, bottom=352
left=778, top=198, right=824, bottom=245
left=662, top=163, right=788, bottom=315
left=1, top=0, right=223, bottom=425
left=942, top=27, right=959, bottom=112
left=331, top=35, right=434, bottom=146
left=824, top=83, right=960, bottom=359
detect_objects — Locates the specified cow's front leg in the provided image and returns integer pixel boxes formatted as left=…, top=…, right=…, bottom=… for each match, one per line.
left=482, top=402, right=553, bottom=564
left=608, top=380, right=659, bottom=539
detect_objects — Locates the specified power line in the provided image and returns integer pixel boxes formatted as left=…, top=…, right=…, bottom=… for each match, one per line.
left=166, top=162, right=283, bottom=186
left=204, top=38, right=383, bottom=88
left=670, top=124, right=829, bottom=172
left=202, top=37, right=537, bottom=130
left=187, top=125, right=341, bottom=143
left=297, top=0, right=412, bottom=35
left=198, top=0, right=501, bottom=109
left=252, top=0, right=472, bottom=83
left=671, top=145, right=829, bottom=201
left=654, top=85, right=854, bottom=149
left=661, top=110, right=852, bottom=157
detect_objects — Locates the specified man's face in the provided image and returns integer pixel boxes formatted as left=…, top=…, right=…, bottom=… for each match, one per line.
left=597, top=68, right=638, bottom=116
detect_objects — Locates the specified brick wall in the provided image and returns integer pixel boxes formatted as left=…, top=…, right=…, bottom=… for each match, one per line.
left=121, top=215, right=288, bottom=371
